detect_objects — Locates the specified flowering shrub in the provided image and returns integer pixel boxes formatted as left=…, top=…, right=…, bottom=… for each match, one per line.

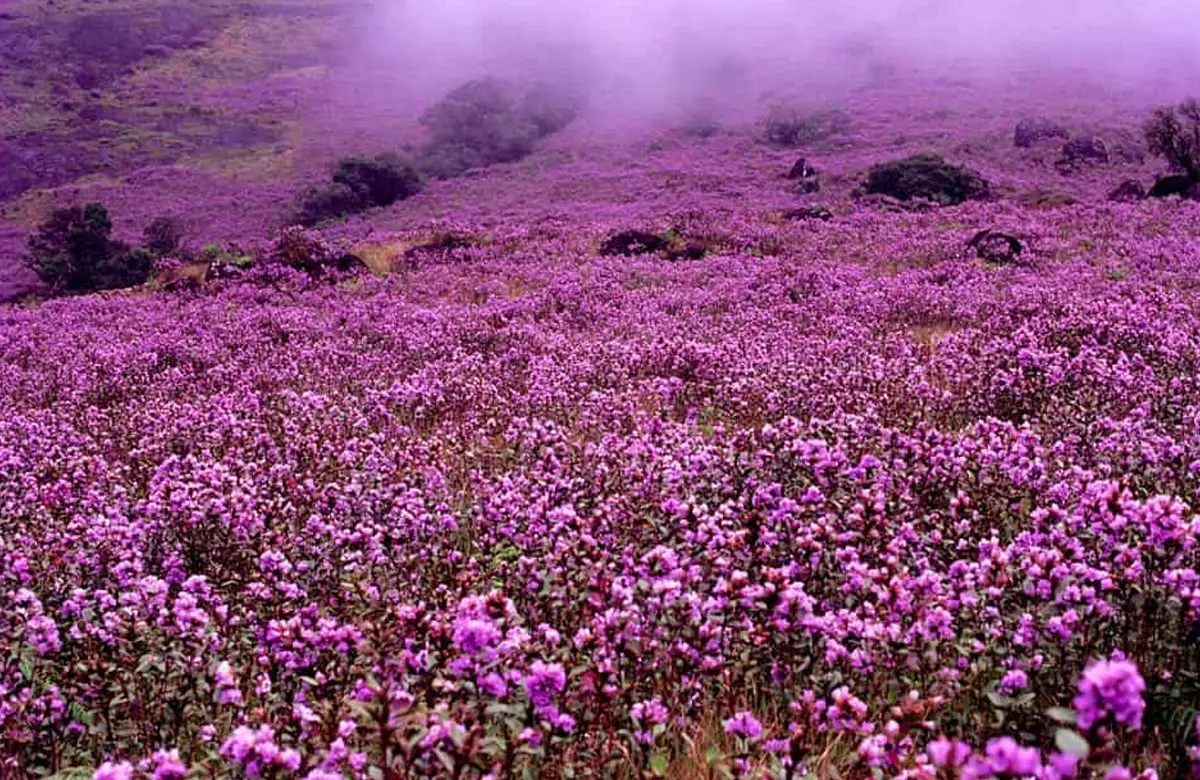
left=24, top=203, right=154, bottom=294
left=8, top=81, right=1200, bottom=780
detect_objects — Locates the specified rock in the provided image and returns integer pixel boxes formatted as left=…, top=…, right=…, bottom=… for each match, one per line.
left=1016, top=190, right=1078, bottom=209
left=1148, top=174, right=1197, bottom=199
left=861, top=154, right=990, bottom=206
left=968, top=230, right=1025, bottom=266
left=1014, top=118, right=1069, bottom=148
left=785, top=157, right=817, bottom=180
left=1107, top=179, right=1146, bottom=202
left=599, top=230, right=669, bottom=257
left=781, top=205, right=833, bottom=221
left=785, top=157, right=821, bottom=193
left=1056, top=136, right=1109, bottom=172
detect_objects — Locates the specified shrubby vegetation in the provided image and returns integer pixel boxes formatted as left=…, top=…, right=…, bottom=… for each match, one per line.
left=142, top=216, right=185, bottom=257
left=290, top=154, right=423, bottom=227
left=1014, top=117, right=1070, bottom=148
left=417, top=78, right=582, bottom=179
left=1144, top=99, right=1200, bottom=181
left=24, top=203, right=154, bottom=294
left=762, top=105, right=850, bottom=147
left=861, top=153, right=991, bottom=205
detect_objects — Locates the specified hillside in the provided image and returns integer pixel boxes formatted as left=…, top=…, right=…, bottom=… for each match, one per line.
left=5, top=4, right=1200, bottom=777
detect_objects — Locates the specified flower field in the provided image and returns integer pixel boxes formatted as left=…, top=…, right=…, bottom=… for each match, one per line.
left=5, top=76, right=1200, bottom=778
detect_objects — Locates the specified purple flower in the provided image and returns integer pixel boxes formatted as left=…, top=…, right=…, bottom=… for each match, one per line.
left=999, top=669, right=1028, bottom=695
left=25, top=615, right=62, bottom=655
left=984, top=737, right=1041, bottom=776
left=151, top=749, right=188, bottom=780
left=1074, top=658, right=1146, bottom=730
left=478, top=672, right=508, bottom=697
left=214, top=661, right=242, bottom=705
left=524, top=660, right=566, bottom=709
left=631, top=698, right=670, bottom=725
left=453, top=617, right=502, bottom=656
left=93, top=763, right=133, bottom=780
left=1105, top=769, right=1132, bottom=780
left=927, top=736, right=971, bottom=768
left=723, top=711, right=764, bottom=741
left=1046, top=752, right=1080, bottom=779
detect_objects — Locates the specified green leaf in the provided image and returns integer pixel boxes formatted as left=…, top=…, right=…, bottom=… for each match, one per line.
left=68, top=702, right=95, bottom=727
left=18, top=652, right=34, bottom=682
left=650, top=753, right=670, bottom=776
left=434, top=748, right=456, bottom=772
left=46, top=769, right=93, bottom=780
left=986, top=691, right=1014, bottom=708
left=706, top=746, right=724, bottom=765
left=1054, top=728, right=1090, bottom=759
left=1046, top=707, right=1077, bottom=725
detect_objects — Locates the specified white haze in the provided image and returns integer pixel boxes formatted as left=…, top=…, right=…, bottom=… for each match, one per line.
left=351, top=0, right=1200, bottom=128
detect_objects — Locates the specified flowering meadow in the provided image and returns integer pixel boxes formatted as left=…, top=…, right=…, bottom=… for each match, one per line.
left=6, top=74, right=1200, bottom=778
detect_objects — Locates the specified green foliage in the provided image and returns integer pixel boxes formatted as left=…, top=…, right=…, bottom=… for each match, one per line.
left=762, top=105, right=850, bottom=147
left=519, top=80, right=583, bottom=138
left=417, top=77, right=581, bottom=179
left=864, top=153, right=991, bottom=205
left=290, top=154, right=423, bottom=227
left=1144, top=99, right=1200, bottom=181
left=289, top=182, right=366, bottom=227
left=24, top=203, right=152, bottom=293
left=332, top=153, right=423, bottom=209
left=142, top=215, right=184, bottom=256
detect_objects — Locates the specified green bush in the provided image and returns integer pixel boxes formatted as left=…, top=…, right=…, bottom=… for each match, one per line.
left=25, top=203, right=152, bottom=293
left=290, top=155, right=424, bottom=227
left=332, top=153, right=423, bottom=208
left=1144, top=99, right=1200, bottom=181
left=863, top=153, right=991, bottom=205
left=763, top=105, right=850, bottom=147
left=417, top=78, right=581, bottom=179
left=142, top=215, right=184, bottom=256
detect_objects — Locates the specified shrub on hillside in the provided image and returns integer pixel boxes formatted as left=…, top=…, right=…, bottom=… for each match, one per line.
left=142, top=215, right=185, bottom=256
left=25, top=203, right=153, bottom=293
left=1013, top=117, right=1069, bottom=148
left=1145, top=99, right=1200, bottom=182
left=265, top=226, right=364, bottom=276
left=289, top=155, right=423, bottom=227
left=862, top=153, right=990, bottom=205
left=520, top=80, right=583, bottom=139
left=417, top=77, right=581, bottom=179
left=290, top=182, right=365, bottom=227
left=762, top=105, right=850, bottom=147
left=332, top=153, right=423, bottom=209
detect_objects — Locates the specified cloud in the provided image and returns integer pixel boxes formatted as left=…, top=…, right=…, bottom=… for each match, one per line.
left=352, top=0, right=1200, bottom=125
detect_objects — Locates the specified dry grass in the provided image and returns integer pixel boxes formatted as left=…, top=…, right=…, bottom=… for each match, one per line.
left=906, top=318, right=961, bottom=349
left=351, top=240, right=412, bottom=275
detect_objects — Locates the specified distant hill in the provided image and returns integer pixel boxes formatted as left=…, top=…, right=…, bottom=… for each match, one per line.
left=0, top=0, right=364, bottom=201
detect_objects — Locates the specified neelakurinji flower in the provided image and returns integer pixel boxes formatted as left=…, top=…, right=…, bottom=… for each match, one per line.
left=1074, top=658, right=1146, bottom=731
left=93, top=763, right=133, bottom=780
left=724, top=711, right=764, bottom=741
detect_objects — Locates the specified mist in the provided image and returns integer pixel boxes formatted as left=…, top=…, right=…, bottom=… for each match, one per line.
left=350, top=0, right=1200, bottom=131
